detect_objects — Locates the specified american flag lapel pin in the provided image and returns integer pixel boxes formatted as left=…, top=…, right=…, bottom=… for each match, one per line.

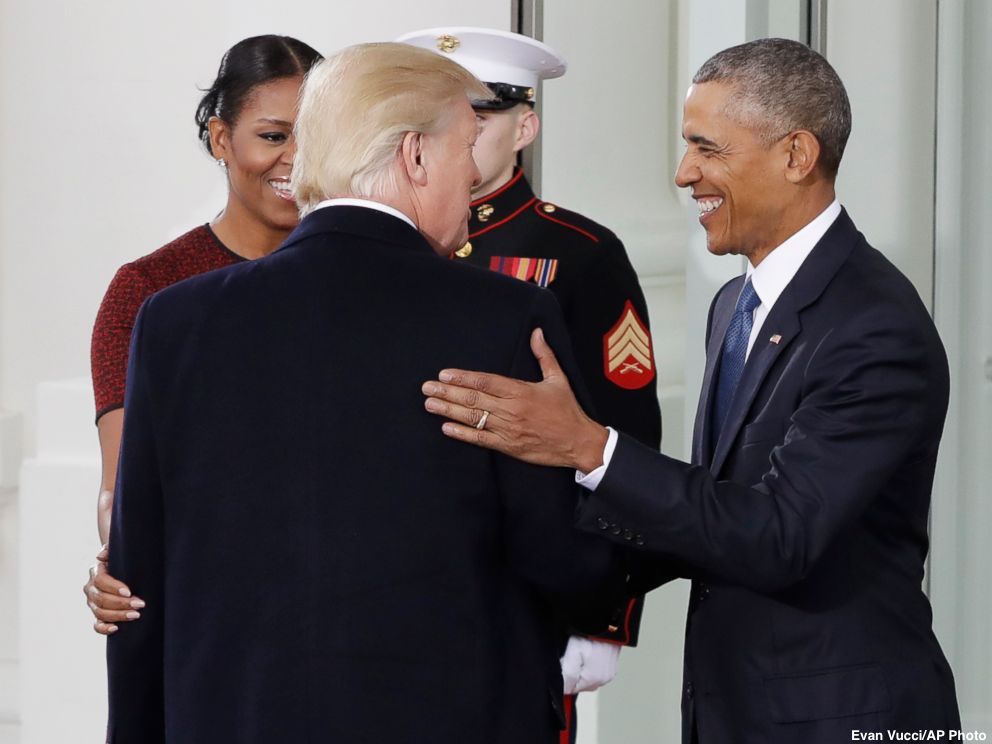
left=769, top=334, right=782, bottom=345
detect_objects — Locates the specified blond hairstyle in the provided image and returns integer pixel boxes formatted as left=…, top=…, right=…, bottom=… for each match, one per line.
left=292, top=42, right=493, bottom=214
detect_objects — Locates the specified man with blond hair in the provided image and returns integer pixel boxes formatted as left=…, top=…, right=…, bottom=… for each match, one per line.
left=106, top=42, right=626, bottom=744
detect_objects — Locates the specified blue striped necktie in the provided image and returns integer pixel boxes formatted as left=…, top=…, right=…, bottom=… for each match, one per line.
left=713, top=278, right=761, bottom=438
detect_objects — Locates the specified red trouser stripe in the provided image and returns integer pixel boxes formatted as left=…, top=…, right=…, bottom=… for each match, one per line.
left=560, top=694, right=576, bottom=744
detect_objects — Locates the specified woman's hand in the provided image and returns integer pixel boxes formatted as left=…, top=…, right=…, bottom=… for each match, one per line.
left=82, top=544, right=144, bottom=635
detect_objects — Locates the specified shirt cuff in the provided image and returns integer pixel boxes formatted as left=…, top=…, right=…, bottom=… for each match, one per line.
left=575, top=427, right=618, bottom=492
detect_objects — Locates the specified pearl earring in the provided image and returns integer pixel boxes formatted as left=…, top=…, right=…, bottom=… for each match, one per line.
left=217, top=158, right=227, bottom=168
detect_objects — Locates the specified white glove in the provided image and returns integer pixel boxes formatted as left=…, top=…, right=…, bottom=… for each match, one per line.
left=559, top=636, right=622, bottom=695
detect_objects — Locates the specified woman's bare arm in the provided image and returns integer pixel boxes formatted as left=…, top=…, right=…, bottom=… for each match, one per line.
left=97, top=409, right=123, bottom=544
left=83, top=409, right=144, bottom=635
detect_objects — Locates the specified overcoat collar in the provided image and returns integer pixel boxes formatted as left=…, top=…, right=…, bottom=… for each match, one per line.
left=278, top=205, right=435, bottom=257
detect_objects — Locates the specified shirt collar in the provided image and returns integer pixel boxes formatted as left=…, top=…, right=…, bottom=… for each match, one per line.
left=313, top=198, right=417, bottom=230
left=746, top=199, right=841, bottom=308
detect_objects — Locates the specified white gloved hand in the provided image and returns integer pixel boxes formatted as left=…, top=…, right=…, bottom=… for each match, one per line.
left=560, top=636, right=583, bottom=694
left=559, top=636, right=622, bottom=695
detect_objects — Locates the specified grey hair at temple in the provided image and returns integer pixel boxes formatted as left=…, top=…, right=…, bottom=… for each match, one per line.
left=693, top=37, right=852, bottom=177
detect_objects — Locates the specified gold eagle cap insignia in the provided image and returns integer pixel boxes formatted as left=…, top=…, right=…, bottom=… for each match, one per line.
left=436, top=35, right=460, bottom=53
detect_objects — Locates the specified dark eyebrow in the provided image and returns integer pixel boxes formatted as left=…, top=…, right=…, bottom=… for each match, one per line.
left=255, top=117, right=292, bottom=126
left=686, top=134, right=720, bottom=148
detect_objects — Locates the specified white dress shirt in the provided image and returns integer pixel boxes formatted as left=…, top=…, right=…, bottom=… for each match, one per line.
left=745, top=199, right=841, bottom=359
left=578, top=200, right=842, bottom=491
left=313, top=197, right=417, bottom=230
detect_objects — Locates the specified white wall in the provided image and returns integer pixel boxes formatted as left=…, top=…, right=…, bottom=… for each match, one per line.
left=827, top=0, right=937, bottom=303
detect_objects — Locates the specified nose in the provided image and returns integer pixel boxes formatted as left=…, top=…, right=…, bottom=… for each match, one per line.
left=281, top=135, right=297, bottom=165
left=674, top=151, right=699, bottom=189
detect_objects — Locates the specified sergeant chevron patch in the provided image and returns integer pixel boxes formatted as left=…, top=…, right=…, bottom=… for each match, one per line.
left=603, top=301, right=655, bottom=389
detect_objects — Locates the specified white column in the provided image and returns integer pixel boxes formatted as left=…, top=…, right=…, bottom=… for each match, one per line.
left=930, top=0, right=966, bottom=678
left=0, top=413, right=22, bottom=743
left=680, top=0, right=752, bottom=452
left=18, top=380, right=104, bottom=744
left=931, top=0, right=992, bottom=732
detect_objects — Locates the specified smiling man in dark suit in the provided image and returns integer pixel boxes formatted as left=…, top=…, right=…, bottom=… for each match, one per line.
left=423, top=38, right=960, bottom=743
left=105, top=42, right=627, bottom=744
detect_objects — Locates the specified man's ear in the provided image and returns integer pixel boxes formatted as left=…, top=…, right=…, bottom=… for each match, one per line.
left=513, top=109, right=540, bottom=153
left=400, top=131, right=429, bottom=186
left=207, top=116, right=231, bottom=162
left=784, top=130, right=821, bottom=183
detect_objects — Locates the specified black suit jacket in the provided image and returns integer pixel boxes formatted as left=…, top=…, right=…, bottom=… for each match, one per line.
left=106, top=206, right=624, bottom=744
left=576, top=210, right=959, bottom=743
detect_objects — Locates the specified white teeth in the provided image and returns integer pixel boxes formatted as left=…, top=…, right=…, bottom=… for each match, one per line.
left=697, top=198, right=724, bottom=214
left=268, top=180, right=295, bottom=201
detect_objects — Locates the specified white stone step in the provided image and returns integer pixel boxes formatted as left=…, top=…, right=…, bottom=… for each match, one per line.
left=19, top=457, right=106, bottom=744
left=17, top=377, right=106, bottom=744
left=0, top=413, right=23, bottom=492
left=0, top=496, right=21, bottom=727
left=0, top=722, right=20, bottom=744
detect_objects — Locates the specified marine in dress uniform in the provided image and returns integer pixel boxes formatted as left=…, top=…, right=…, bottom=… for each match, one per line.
left=462, top=170, right=661, bottom=453
left=398, top=27, right=662, bottom=742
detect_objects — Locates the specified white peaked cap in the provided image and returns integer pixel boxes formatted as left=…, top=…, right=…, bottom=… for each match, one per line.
left=396, top=27, right=567, bottom=104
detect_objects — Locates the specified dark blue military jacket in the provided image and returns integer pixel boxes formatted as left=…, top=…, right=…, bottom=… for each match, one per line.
left=458, top=170, right=661, bottom=643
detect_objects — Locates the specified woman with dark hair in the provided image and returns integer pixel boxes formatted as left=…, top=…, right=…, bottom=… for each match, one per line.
left=83, top=35, right=322, bottom=634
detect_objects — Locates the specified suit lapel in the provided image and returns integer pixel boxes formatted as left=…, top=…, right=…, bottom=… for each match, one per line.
left=710, top=308, right=800, bottom=475
left=706, top=209, right=862, bottom=476
left=692, top=277, right=743, bottom=467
